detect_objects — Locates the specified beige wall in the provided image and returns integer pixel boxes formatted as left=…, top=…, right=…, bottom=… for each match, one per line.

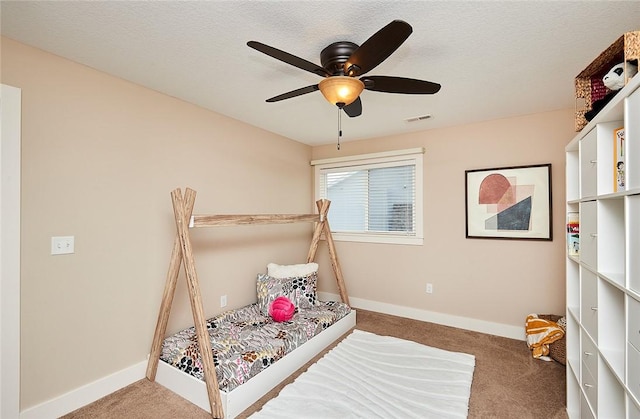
left=312, top=109, right=573, bottom=329
left=1, top=38, right=314, bottom=409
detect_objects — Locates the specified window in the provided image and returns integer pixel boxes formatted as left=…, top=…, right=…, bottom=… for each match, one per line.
left=312, top=148, right=424, bottom=245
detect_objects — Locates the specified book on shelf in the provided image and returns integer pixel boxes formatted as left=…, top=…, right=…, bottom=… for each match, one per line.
left=614, top=126, right=625, bottom=192
left=567, top=212, right=579, bottom=256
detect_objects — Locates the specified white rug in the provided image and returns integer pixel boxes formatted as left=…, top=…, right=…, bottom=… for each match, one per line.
left=249, top=329, right=476, bottom=418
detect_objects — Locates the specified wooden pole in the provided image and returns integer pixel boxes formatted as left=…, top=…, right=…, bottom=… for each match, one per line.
left=322, top=219, right=350, bottom=306
left=193, top=213, right=319, bottom=227
left=306, top=199, right=329, bottom=263
left=172, top=188, right=224, bottom=419
left=146, top=188, right=196, bottom=381
left=308, top=199, right=350, bottom=306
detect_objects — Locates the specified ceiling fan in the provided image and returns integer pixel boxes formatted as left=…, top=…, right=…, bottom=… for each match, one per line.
left=247, top=20, right=441, bottom=118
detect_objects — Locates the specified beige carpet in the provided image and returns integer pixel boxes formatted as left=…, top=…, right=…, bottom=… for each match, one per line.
left=62, top=309, right=567, bottom=418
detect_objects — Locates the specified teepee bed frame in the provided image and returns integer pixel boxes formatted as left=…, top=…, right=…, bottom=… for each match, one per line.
left=145, top=188, right=354, bottom=419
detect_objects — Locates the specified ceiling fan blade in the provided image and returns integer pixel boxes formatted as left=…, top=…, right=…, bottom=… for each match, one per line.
left=362, top=76, right=441, bottom=94
left=266, top=84, right=320, bottom=102
left=344, top=20, right=412, bottom=77
left=247, top=41, right=330, bottom=78
left=343, top=97, right=362, bottom=117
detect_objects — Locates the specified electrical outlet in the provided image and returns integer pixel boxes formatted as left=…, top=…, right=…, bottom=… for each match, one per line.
left=426, top=283, right=433, bottom=294
left=51, top=236, right=74, bottom=255
left=220, top=295, right=228, bottom=308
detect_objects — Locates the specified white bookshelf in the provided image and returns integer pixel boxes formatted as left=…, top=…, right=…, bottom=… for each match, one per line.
left=565, top=73, right=640, bottom=418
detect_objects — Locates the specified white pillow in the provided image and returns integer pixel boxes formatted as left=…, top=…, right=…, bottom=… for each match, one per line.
left=267, top=262, right=318, bottom=278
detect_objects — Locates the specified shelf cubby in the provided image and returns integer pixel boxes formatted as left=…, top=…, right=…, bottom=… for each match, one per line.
left=627, top=397, right=640, bottom=419
left=580, top=202, right=598, bottom=270
left=596, top=198, right=625, bottom=285
left=567, top=260, right=580, bottom=317
left=597, top=358, right=625, bottom=418
left=595, top=121, right=624, bottom=196
left=628, top=340, right=640, bottom=406
left=580, top=129, right=598, bottom=199
left=566, top=149, right=580, bottom=201
left=566, top=313, right=581, bottom=378
left=566, top=373, right=581, bottom=418
left=628, top=194, right=640, bottom=293
left=625, top=87, right=640, bottom=190
left=581, top=268, right=598, bottom=342
left=597, top=280, right=625, bottom=379
left=629, top=296, right=640, bottom=354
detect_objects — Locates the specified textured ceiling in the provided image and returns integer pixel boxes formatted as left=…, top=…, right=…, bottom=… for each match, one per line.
left=2, top=1, right=640, bottom=146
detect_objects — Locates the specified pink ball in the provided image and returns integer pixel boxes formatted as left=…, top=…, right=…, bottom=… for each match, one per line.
left=269, top=296, right=295, bottom=322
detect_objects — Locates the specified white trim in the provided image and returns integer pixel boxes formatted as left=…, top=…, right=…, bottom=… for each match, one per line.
left=318, top=292, right=525, bottom=341
left=330, top=232, right=423, bottom=246
left=310, top=147, right=424, bottom=166
left=1, top=84, right=21, bottom=419
left=314, top=150, right=424, bottom=245
left=19, top=361, right=147, bottom=419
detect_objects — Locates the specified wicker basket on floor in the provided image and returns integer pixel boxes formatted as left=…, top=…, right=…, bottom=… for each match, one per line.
left=538, top=314, right=566, bottom=365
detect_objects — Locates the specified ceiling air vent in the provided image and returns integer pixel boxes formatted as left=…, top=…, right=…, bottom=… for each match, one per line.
left=405, top=114, right=432, bottom=123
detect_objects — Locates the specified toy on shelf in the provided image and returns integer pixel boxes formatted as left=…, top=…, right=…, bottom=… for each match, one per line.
left=614, top=126, right=625, bottom=192
left=585, top=61, right=638, bottom=122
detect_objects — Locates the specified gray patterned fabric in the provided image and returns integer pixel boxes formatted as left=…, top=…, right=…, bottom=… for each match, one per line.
left=160, top=301, right=351, bottom=392
left=256, top=273, right=318, bottom=315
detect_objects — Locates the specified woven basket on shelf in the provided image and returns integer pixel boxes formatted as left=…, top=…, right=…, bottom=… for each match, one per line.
left=538, top=314, right=566, bottom=365
left=575, top=31, right=640, bottom=131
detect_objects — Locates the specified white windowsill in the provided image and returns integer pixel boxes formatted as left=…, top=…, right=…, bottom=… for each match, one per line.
left=329, top=232, right=423, bottom=246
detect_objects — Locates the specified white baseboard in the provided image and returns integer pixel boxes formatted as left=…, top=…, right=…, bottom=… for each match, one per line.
left=20, top=361, right=147, bottom=419
left=319, top=292, right=525, bottom=341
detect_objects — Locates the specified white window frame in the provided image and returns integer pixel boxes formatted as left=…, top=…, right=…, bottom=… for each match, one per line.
left=311, top=148, right=424, bottom=245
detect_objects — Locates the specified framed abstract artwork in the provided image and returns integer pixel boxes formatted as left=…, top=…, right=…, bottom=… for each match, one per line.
left=465, top=164, right=552, bottom=240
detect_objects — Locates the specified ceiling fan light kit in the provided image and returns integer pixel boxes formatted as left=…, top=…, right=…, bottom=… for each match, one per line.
left=318, top=76, right=364, bottom=107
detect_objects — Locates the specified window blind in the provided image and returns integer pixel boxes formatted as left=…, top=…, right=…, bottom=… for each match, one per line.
left=319, top=161, right=416, bottom=236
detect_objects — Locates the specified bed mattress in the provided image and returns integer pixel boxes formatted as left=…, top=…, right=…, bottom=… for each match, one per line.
left=160, top=301, right=351, bottom=392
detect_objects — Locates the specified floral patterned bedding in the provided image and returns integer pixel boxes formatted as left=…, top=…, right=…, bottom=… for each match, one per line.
left=160, top=301, right=351, bottom=392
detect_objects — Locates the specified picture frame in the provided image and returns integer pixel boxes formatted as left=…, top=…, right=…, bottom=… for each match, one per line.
left=465, top=163, right=552, bottom=240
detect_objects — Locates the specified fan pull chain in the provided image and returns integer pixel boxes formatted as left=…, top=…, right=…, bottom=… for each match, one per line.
left=337, top=106, right=342, bottom=150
